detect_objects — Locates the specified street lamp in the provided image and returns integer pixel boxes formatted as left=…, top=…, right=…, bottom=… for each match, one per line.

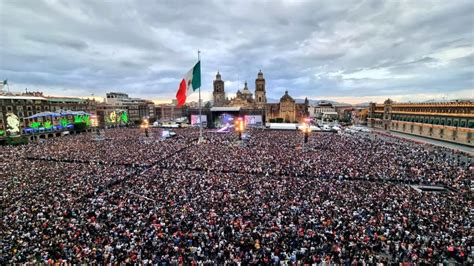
left=300, top=118, right=311, bottom=150
left=141, top=118, right=149, bottom=137
left=235, top=117, right=244, bottom=140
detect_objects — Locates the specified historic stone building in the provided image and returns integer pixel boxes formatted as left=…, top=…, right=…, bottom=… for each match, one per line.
left=212, top=72, right=226, bottom=107
left=368, top=99, right=474, bottom=146
left=265, top=91, right=309, bottom=123
left=254, top=70, right=267, bottom=108
left=211, top=70, right=308, bottom=123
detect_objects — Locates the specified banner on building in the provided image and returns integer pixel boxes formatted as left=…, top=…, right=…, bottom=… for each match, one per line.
left=191, top=115, right=207, bottom=127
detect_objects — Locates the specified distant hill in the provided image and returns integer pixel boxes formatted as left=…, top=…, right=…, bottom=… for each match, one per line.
left=354, top=102, right=371, bottom=107
left=422, top=98, right=473, bottom=103
left=267, top=97, right=352, bottom=106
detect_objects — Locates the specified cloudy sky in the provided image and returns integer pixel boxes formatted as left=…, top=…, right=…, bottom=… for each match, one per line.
left=0, top=0, right=473, bottom=104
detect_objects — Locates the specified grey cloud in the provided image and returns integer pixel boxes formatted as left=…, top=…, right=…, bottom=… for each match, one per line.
left=0, top=0, right=472, bottom=102
left=24, top=33, right=89, bottom=51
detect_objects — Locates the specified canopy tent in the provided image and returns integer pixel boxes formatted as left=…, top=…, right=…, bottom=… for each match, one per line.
left=57, top=110, right=91, bottom=116
left=25, top=111, right=61, bottom=119
left=25, top=110, right=91, bottom=119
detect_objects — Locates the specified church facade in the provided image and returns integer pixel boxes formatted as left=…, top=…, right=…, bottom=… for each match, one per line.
left=212, top=70, right=308, bottom=123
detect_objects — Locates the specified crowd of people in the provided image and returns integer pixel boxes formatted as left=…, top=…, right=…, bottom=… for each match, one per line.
left=1, top=127, right=472, bottom=264
left=162, top=129, right=472, bottom=190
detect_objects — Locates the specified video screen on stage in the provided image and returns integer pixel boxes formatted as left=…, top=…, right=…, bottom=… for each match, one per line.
left=244, top=115, right=263, bottom=127
left=191, top=115, right=207, bottom=127
left=217, top=113, right=235, bottom=127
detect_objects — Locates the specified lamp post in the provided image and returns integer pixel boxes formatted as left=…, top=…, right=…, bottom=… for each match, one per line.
left=141, top=118, right=149, bottom=137
left=235, top=117, right=244, bottom=140
left=300, top=118, right=311, bottom=151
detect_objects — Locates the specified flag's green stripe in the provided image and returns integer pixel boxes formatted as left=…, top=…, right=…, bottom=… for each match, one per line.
left=192, top=61, right=201, bottom=91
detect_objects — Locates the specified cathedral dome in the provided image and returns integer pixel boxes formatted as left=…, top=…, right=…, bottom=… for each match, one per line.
left=242, top=81, right=251, bottom=94
left=280, top=90, right=294, bottom=102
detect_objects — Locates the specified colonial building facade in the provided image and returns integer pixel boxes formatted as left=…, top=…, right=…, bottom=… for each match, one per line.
left=211, top=70, right=308, bottom=123
left=368, top=99, right=474, bottom=146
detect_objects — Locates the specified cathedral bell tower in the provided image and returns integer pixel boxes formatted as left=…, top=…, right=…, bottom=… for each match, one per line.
left=213, top=72, right=225, bottom=107
left=255, top=70, right=267, bottom=108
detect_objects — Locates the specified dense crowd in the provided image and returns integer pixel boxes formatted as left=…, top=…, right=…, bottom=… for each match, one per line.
left=163, top=130, right=472, bottom=190
left=1, top=128, right=472, bottom=264
left=21, top=128, right=196, bottom=166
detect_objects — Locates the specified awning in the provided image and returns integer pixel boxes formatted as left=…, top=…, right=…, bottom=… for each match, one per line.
left=25, top=110, right=91, bottom=119
left=210, top=107, right=241, bottom=112
left=25, top=111, right=61, bottom=119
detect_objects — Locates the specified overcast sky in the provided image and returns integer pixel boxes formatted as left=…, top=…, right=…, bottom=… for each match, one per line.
left=0, top=0, right=473, bottom=104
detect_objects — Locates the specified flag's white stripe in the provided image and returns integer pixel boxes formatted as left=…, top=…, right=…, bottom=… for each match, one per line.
left=183, top=67, right=194, bottom=97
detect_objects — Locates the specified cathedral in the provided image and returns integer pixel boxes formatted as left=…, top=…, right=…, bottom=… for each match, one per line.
left=213, top=70, right=267, bottom=108
left=212, top=70, right=309, bottom=123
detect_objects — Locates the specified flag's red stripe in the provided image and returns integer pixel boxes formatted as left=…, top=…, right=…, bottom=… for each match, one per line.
left=176, top=79, right=187, bottom=107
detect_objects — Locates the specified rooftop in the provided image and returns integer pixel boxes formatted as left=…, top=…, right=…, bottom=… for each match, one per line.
left=0, top=95, right=47, bottom=100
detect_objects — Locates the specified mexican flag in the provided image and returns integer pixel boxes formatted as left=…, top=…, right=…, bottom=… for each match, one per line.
left=176, top=61, right=201, bottom=107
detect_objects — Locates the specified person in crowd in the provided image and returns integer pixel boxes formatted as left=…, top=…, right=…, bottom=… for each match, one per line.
left=0, top=128, right=471, bottom=264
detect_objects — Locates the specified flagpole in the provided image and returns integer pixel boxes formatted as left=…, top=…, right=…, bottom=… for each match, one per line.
left=198, top=50, right=203, bottom=144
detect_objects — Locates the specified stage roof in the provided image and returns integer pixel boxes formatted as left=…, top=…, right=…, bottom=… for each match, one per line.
left=210, top=107, right=241, bottom=112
